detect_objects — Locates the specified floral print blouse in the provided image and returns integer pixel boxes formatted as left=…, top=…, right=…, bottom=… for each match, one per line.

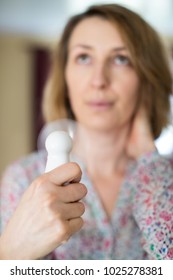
left=0, top=150, right=173, bottom=259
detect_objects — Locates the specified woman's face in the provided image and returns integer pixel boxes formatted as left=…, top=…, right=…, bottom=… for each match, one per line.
left=65, top=16, right=140, bottom=131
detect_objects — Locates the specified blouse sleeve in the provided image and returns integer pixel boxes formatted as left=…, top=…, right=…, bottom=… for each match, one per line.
left=131, top=151, right=173, bottom=259
left=0, top=162, right=28, bottom=233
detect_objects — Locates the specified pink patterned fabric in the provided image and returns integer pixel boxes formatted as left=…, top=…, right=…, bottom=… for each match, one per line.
left=0, top=150, right=173, bottom=259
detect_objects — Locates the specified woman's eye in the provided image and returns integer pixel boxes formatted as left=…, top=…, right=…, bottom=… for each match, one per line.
left=113, top=55, right=130, bottom=66
left=76, top=54, right=91, bottom=64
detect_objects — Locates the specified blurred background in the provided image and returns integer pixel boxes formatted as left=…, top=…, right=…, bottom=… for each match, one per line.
left=0, top=0, right=173, bottom=175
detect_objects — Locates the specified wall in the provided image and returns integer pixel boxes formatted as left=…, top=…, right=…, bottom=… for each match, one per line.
left=0, top=35, right=46, bottom=175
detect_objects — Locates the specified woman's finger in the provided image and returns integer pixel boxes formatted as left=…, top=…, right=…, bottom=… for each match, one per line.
left=48, top=162, right=82, bottom=186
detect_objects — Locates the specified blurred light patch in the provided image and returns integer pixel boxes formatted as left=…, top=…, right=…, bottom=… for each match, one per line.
left=155, top=97, right=173, bottom=156
left=155, top=125, right=173, bottom=156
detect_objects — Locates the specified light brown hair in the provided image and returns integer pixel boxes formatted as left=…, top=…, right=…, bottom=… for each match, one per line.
left=42, top=4, right=172, bottom=139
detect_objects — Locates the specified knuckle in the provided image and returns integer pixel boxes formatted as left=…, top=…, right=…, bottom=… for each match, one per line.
left=69, top=162, right=82, bottom=178
left=77, top=183, right=87, bottom=198
left=45, top=207, right=56, bottom=223
left=44, top=202, right=61, bottom=223
left=78, top=202, right=85, bottom=215
left=42, top=193, right=54, bottom=208
left=77, top=217, right=84, bottom=229
left=70, top=183, right=87, bottom=201
left=33, top=175, right=48, bottom=192
left=55, top=221, right=70, bottom=241
left=55, top=206, right=64, bottom=220
left=80, top=183, right=88, bottom=195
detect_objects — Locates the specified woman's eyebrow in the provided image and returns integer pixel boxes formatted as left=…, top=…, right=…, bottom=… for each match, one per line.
left=70, top=44, right=93, bottom=51
left=70, top=44, right=127, bottom=52
left=112, top=46, right=127, bottom=52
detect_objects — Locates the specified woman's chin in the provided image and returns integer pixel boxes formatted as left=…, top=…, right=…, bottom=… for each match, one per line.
left=80, top=118, right=120, bottom=133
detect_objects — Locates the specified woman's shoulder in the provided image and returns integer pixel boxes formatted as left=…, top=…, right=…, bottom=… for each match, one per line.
left=1, top=149, right=47, bottom=184
left=17, top=149, right=47, bottom=171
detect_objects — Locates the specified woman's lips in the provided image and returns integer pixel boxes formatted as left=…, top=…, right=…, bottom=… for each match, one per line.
left=86, top=101, right=114, bottom=110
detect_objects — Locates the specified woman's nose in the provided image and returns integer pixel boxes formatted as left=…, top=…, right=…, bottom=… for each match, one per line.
left=91, top=63, right=109, bottom=89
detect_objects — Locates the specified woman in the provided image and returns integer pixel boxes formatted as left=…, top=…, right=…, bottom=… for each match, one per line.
left=0, top=4, right=173, bottom=259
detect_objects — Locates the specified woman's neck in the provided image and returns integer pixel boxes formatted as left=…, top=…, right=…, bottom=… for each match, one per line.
left=72, top=124, right=130, bottom=177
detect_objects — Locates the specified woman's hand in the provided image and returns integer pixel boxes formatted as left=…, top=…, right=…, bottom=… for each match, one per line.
left=126, top=106, right=156, bottom=160
left=0, top=162, right=87, bottom=260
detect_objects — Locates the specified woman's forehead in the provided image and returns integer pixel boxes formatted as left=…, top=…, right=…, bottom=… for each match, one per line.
left=68, top=16, right=126, bottom=50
